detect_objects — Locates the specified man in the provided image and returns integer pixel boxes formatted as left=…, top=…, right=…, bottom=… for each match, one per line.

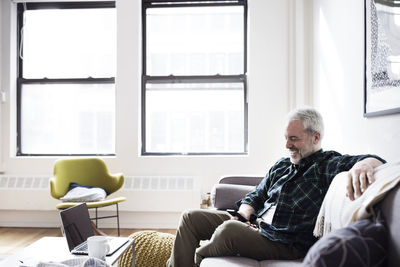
left=167, top=107, right=385, bottom=267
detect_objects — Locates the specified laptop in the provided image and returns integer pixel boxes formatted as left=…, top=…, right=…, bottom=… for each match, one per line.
left=60, top=203, right=129, bottom=256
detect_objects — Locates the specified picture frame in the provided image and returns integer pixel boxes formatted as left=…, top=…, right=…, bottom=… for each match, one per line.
left=364, top=0, right=400, bottom=117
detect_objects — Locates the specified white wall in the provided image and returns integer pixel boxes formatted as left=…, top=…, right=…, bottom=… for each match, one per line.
left=313, top=0, right=400, bottom=162
left=4, top=0, right=398, bottom=228
left=0, top=0, right=296, bottom=226
left=0, top=0, right=3, bottom=172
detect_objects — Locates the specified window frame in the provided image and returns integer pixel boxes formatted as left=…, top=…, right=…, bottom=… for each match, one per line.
left=141, top=0, right=248, bottom=156
left=16, top=1, right=116, bottom=157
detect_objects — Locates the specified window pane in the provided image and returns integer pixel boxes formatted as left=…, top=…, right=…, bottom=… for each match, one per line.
left=145, top=82, right=245, bottom=153
left=20, top=84, right=115, bottom=154
left=23, top=8, right=116, bottom=78
left=146, top=6, right=244, bottom=76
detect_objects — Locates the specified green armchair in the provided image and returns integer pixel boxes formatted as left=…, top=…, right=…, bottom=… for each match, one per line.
left=50, top=158, right=126, bottom=235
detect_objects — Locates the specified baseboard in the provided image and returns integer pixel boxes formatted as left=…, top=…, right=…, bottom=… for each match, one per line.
left=0, top=210, right=181, bottom=229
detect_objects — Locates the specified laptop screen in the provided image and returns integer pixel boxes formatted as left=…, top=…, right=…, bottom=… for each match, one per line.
left=60, top=203, right=94, bottom=251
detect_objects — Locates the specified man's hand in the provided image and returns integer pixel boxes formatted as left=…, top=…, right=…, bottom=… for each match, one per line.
left=234, top=204, right=259, bottom=228
left=233, top=204, right=254, bottom=223
left=347, top=158, right=383, bottom=201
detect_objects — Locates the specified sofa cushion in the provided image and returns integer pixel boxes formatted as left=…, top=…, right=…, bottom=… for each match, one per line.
left=259, top=260, right=302, bottom=267
left=211, top=184, right=256, bottom=210
left=379, top=184, right=400, bottom=267
left=200, top=256, right=259, bottom=267
left=302, top=218, right=387, bottom=267
left=200, top=257, right=302, bottom=267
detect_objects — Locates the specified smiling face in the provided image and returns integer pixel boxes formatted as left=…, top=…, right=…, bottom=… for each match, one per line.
left=285, top=120, right=321, bottom=164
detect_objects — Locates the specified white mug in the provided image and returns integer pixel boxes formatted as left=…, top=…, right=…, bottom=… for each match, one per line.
left=87, top=236, right=110, bottom=261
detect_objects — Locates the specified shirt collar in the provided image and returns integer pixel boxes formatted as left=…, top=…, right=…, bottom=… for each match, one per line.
left=294, top=149, right=324, bottom=169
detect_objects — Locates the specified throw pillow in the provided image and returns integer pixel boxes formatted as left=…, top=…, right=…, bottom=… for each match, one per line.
left=60, top=183, right=107, bottom=202
left=302, top=218, right=387, bottom=267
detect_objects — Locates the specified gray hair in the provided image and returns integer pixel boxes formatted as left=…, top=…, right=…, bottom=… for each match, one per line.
left=287, top=106, right=324, bottom=139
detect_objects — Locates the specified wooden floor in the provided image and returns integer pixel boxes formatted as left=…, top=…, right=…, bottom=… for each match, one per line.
left=0, top=227, right=176, bottom=255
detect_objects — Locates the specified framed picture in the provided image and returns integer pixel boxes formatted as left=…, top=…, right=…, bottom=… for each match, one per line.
left=364, top=0, right=400, bottom=117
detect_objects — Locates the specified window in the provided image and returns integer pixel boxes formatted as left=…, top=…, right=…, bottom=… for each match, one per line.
left=142, top=0, right=248, bottom=155
left=16, top=2, right=116, bottom=156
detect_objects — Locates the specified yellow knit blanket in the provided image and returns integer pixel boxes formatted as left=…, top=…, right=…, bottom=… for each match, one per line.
left=118, top=231, right=175, bottom=267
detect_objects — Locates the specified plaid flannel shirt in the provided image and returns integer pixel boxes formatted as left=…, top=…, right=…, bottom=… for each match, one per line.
left=239, top=149, right=385, bottom=252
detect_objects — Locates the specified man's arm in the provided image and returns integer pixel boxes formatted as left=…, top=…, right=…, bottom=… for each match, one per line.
left=347, top=157, right=384, bottom=200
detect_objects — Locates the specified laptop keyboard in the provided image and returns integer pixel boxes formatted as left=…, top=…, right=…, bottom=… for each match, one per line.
left=75, top=241, right=88, bottom=252
left=72, top=237, right=129, bottom=255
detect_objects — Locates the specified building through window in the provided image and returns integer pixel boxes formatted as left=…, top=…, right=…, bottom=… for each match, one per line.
left=16, top=2, right=116, bottom=156
left=142, top=0, right=248, bottom=155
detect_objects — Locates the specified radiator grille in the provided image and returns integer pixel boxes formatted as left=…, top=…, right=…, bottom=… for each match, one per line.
left=0, top=176, right=49, bottom=189
left=0, top=175, right=198, bottom=191
left=123, top=176, right=196, bottom=191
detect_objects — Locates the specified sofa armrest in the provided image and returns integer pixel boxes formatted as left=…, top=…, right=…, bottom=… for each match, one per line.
left=211, top=183, right=256, bottom=210
left=219, top=176, right=263, bottom=186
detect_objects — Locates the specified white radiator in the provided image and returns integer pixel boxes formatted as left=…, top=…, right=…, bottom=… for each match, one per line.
left=0, top=175, right=201, bottom=211
left=0, top=175, right=201, bottom=228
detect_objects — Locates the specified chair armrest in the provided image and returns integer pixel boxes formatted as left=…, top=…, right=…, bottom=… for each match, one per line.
left=211, top=183, right=256, bottom=210
left=107, top=173, right=124, bottom=194
left=49, top=177, right=62, bottom=199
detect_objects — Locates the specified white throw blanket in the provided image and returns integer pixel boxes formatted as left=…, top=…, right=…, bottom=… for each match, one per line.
left=36, top=257, right=111, bottom=267
left=313, top=161, right=400, bottom=237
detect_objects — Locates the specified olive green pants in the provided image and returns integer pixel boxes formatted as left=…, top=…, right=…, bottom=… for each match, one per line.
left=166, top=209, right=305, bottom=267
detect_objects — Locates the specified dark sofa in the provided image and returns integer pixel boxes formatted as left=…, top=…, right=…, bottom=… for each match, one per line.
left=199, top=176, right=400, bottom=267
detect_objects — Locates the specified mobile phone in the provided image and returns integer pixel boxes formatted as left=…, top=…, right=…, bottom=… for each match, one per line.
left=226, top=209, right=248, bottom=222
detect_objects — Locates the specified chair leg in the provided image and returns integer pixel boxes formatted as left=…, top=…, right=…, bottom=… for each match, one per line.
left=95, top=207, right=98, bottom=228
left=91, top=221, right=107, bottom=236
left=116, top=203, right=120, bottom=236
left=87, top=204, right=121, bottom=236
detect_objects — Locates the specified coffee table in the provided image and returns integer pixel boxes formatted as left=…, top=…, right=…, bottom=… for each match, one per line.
left=1, top=236, right=134, bottom=267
